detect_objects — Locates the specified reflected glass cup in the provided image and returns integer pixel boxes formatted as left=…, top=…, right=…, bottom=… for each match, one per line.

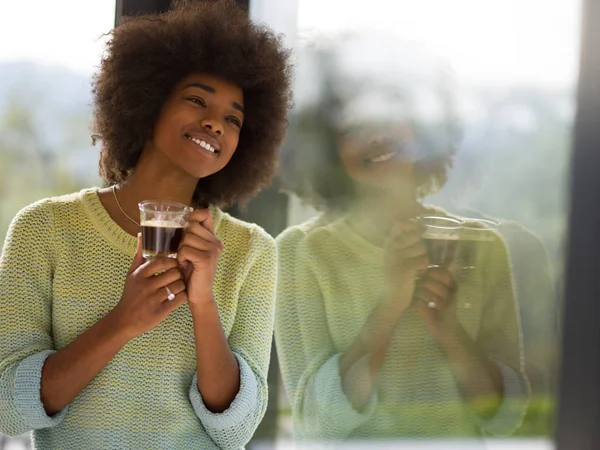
left=460, top=218, right=500, bottom=271
left=418, top=216, right=464, bottom=268
left=138, top=200, right=193, bottom=260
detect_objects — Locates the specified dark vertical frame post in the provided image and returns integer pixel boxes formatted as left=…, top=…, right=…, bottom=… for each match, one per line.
left=115, top=1, right=276, bottom=447
left=116, top=0, right=249, bottom=24
left=115, top=0, right=172, bottom=23
left=556, top=0, right=600, bottom=448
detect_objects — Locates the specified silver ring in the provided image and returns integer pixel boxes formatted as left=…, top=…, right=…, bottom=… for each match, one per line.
left=428, top=301, right=437, bottom=309
left=165, top=285, right=175, bottom=301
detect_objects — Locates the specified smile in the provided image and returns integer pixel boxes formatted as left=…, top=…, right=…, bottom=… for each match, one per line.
left=185, top=135, right=219, bottom=154
left=365, top=151, right=396, bottom=164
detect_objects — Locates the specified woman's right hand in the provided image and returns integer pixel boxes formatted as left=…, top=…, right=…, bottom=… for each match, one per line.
left=110, top=234, right=188, bottom=339
left=383, top=220, right=429, bottom=314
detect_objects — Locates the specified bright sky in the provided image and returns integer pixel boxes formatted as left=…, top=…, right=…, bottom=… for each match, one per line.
left=297, top=0, right=581, bottom=87
left=0, top=0, right=115, bottom=75
left=0, top=0, right=581, bottom=86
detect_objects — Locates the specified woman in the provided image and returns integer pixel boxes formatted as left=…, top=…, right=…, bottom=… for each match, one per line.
left=0, top=1, right=292, bottom=448
left=275, top=34, right=529, bottom=444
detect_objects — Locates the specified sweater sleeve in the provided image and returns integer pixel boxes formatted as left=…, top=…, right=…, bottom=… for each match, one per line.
left=474, top=233, right=530, bottom=436
left=189, top=228, right=276, bottom=449
left=0, top=200, right=69, bottom=437
left=275, top=229, right=376, bottom=443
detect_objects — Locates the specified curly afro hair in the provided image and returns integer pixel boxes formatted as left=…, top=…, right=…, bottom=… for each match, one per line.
left=281, top=34, right=462, bottom=212
left=92, top=0, right=293, bottom=207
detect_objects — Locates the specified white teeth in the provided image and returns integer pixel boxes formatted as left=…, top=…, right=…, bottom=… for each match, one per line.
left=187, top=136, right=216, bottom=153
left=369, top=152, right=395, bottom=163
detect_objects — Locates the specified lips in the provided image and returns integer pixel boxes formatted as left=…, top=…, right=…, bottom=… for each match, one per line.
left=365, top=151, right=396, bottom=163
left=361, top=140, right=417, bottom=165
left=184, top=132, right=220, bottom=154
left=362, top=146, right=399, bottom=164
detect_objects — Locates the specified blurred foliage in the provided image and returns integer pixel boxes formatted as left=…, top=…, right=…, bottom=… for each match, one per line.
left=0, top=82, right=99, bottom=241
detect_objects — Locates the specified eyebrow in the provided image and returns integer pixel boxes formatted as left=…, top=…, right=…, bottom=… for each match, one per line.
left=185, top=83, right=245, bottom=115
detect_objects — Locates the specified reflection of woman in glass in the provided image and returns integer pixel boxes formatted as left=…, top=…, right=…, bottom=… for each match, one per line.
left=0, top=1, right=291, bottom=448
left=275, top=35, right=529, bottom=443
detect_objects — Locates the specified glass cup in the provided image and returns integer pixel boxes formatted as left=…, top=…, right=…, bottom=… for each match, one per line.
left=418, top=215, right=464, bottom=268
left=138, top=200, right=193, bottom=259
left=460, top=218, right=500, bottom=271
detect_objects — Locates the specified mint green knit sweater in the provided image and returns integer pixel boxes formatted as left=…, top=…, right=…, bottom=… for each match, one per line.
left=0, top=188, right=277, bottom=449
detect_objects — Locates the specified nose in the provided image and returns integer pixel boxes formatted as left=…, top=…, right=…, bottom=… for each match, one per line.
left=200, top=117, right=223, bottom=136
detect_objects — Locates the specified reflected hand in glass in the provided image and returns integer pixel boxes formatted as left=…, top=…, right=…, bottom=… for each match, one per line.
left=138, top=200, right=193, bottom=260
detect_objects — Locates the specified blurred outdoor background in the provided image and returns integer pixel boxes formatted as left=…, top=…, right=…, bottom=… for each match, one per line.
left=0, top=0, right=580, bottom=449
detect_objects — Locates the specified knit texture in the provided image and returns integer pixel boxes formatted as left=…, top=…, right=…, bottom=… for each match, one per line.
left=274, top=211, right=529, bottom=444
left=0, top=188, right=277, bottom=449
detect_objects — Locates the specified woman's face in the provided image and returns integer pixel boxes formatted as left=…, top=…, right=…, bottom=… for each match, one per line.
left=337, top=121, right=417, bottom=191
left=149, top=73, right=245, bottom=180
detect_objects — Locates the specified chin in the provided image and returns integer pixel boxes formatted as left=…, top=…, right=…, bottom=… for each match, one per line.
left=184, top=165, right=227, bottom=181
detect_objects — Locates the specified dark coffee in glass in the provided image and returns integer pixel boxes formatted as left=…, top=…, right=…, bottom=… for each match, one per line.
left=423, top=237, right=459, bottom=267
left=418, top=216, right=463, bottom=268
left=138, top=200, right=192, bottom=259
left=141, top=223, right=184, bottom=259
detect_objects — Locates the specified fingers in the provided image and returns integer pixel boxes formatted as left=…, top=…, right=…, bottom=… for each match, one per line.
left=148, top=267, right=184, bottom=291
left=414, top=269, right=456, bottom=310
left=393, top=238, right=426, bottom=259
left=414, top=286, right=452, bottom=310
left=128, top=232, right=146, bottom=274
left=179, top=233, right=222, bottom=255
left=161, top=290, right=189, bottom=313
left=167, top=280, right=187, bottom=296
left=146, top=278, right=187, bottom=305
left=421, top=267, right=456, bottom=290
left=416, top=275, right=454, bottom=299
left=160, top=280, right=187, bottom=302
left=413, top=296, right=438, bottom=315
left=187, top=208, right=214, bottom=234
left=181, top=222, right=223, bottom=250
left=386, top=230, right=428, bottom=274
left=177, top=244, right=219, bottom=267
left=136, top=256, right=180, bottom=278
left=176, top=219, right=222, bottom=268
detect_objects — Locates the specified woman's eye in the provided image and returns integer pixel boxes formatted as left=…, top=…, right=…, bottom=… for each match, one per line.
left=188, top=97, right=206, bottom=107
left=227, top=117, right=242, bottom=128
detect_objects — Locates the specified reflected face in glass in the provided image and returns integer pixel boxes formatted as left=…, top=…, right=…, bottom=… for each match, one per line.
left=150, top=73, right=245, bottom=180
left=337, top=121, right=416, bottom=190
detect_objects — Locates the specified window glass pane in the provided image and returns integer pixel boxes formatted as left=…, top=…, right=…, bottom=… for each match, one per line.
left=263, top=1, right=581, bottom=448
left=0, top=0, right=115, bottom=239
left=0, top=2, right=115, bottom=446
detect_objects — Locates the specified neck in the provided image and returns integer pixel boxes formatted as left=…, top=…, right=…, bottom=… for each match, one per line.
left=113, top=146, right=200, bottom=220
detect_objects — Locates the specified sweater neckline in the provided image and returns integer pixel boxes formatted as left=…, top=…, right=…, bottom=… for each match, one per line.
left=79, top=187, right=222, bottom=256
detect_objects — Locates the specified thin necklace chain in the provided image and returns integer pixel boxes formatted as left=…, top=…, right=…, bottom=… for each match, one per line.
left=112, top=185, right=140, bottom=227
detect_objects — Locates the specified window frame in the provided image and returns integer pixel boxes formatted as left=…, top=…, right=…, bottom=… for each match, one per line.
left=556, top=0, right=600, bottom=448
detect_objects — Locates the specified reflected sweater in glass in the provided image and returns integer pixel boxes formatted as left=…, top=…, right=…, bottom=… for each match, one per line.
left=0, top=188, right=277, bottom=450
left=275, top=212, right=529, bottom=443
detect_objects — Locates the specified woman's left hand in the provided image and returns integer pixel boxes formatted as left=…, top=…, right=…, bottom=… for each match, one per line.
left=177, top=209, right=224, bottom=308
left=412, top=267, right=460, bottom=340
